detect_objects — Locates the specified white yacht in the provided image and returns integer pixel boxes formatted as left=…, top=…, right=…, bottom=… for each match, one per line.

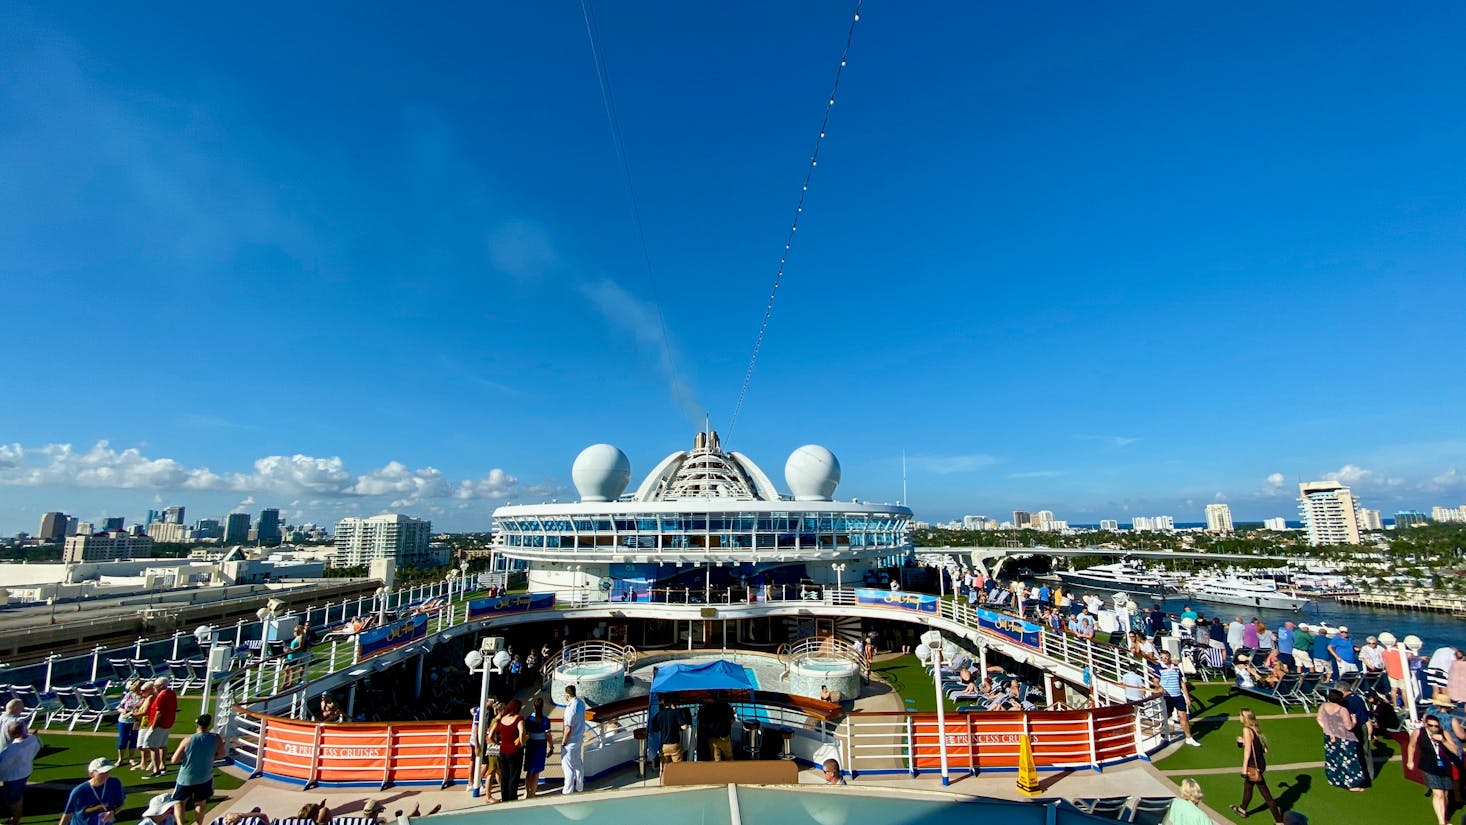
left=1055, top=559, right=1168, bottom=599
left=1182, top=575, right=1312, bottom=611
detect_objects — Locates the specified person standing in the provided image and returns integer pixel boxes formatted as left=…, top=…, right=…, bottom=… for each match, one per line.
left=1226, top=617, right=1246, bottom=654
left=1231, top=709, right=1283, bottom=823
left=1156, top=651, right=1200, bottom=747
left=1243, top=619, right=1260, bottom=650
left=1339, top=685, right=1373, bottom=785
left=1276, top=622, right=1296, bottom=671
left=0, top=721, right=41, bottom=825
left=60, top=759, right=125, bottom=825
left=475, top=700, right=502, bottom=803
left=0, top=702, right=23, bottom=751
left=653, top=703, right=691, bottom=764
left=700, top=699, right=735, bottom=761
left=559, top=686, right=586, bottom=795
left=115, top=682, right=144, bottom=769
left=522, top=698, right=552, bottom=799
left=1408, top=711, right=1462, bottom=825
left=133, top=683, right=157, bottom=774
left=1330, top=628, right=1359, bottom=676
left=1315, top=689, right=1365, bottom=791
left=144, top=678, right=178, bottom=778
left=493, top=699, right=526, bottom=802
left=170, top=715, right=226, bottom=825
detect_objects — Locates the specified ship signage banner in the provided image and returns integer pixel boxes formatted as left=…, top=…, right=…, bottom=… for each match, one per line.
left=467, top=592, right=557, bottom=619
left=854, top=588, right=938, bottom=614
left=974, top=608, right=1041, bottom=649
left=357, top=614, right=428, bottom=659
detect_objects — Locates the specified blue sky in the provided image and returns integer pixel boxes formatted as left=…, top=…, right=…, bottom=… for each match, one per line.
left=3, top=2, right=1464, bottom=534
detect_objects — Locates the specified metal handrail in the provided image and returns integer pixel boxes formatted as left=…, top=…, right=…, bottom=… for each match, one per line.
left=539, top=640, right=638, bottom=680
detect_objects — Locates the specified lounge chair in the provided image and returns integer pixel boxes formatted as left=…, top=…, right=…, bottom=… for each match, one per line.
left=72, top=687, right=116, bottom=731
left=45, top=687, right=81, bottom=729
left=1072, top=796, right=1130, bottom=820
left=1127, top=796, right=1173, bottom=825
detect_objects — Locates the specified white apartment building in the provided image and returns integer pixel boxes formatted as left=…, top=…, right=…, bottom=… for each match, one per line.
left=1204, top=503, right=1234, bottom=534
left=63, top=531, right=156, bottom=563
left=1263, top=517, right=1289, bottom=531
left=333, top=514, right=437, bottom=568
left=1099, top=519, right=1119, bottom=531
left=1356, top=508, right=1384, bottom=531
left=146, top=522, right=190, bottom=543
left=1431, top=506, right=1466, bottom=524
left=1298, top=481, right=1361, bottom=546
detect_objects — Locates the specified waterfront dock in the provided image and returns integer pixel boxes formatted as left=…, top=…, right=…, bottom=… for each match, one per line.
left=1335, top=590, right=1466, bottom=615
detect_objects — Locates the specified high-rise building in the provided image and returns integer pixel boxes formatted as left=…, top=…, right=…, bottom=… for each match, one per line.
left=164, top=506, right=186, bottom=525
left=1012, top=510, right=1031, bottom=530
left=146, top=509, right=163, bottom=526
left=1204, top=503, right=1234, bottom=534
left=333, top=514, right=434, bottom=567
left=257, top=508, right=283, bottom=547
left=223, top=513, right=252, bottom=545
left=1356, top=508, right=1383, bottom=531
left=102, top=517, right=126, bottom=532
left=1131, top=516, right=1154, bottom=531
left=1033, top=510, right=1056, bottom=529
left=75, top=521, right=94, bottom=535
left=65, top=516, right=80, bottom=536
left=1394, top=510, right=1429, bottom=529
left=1099, top=519, right=1119, bottom=531
left=38, top=512, right=69, bottom=543
left=1263, top=517, right=1289, bottom=531
left=146, top=522, right=190, bottom=543
left=1298, top=481, right=1361, bottom=546
left=193, top=519, right=222, bottom=539
left=63, top=531, right=154, bottom=563
left=1430, top=506, right=1466, bottom=524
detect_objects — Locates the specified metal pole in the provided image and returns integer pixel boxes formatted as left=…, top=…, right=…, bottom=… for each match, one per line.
left=471, top=661, right=492, bottom=797
left=44, top=654, right=57, bottom=692
left=171, top=631, right=182, bottom=659
left=90, top=645, right=103, bottom=682
left=200, top=643, right=216, bottom=719
left=415, top=654, right=425, bottom=698
left=933, top=645, right=950, bottom=785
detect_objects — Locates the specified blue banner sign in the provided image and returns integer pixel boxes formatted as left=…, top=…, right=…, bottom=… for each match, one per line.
left=357, top=614, right=428, bottom=659
left=467, top=591, right=557, bottom=619
left=854, top=588, right=938, bottom=614
left=974, top=608, right=1042, bottom=649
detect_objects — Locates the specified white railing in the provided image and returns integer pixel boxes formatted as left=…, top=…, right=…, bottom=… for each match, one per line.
left=541, top=640, right=639, bottom=680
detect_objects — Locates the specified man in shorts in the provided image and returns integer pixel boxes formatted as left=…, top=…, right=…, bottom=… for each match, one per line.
left=144, top=678, right=178, bottom=778
left=1156, top=651, right=1200, bottom=747
left=170, top=715, right=225, bottom=825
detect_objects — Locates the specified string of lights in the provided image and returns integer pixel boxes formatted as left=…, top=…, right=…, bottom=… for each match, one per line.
left=580, top=0, right=688, bottom=420
left=728, top=1, right=864, bottom=439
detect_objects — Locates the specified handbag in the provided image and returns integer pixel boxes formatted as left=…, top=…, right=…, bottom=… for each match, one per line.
left=1244, top=766, right=1262, bottom=782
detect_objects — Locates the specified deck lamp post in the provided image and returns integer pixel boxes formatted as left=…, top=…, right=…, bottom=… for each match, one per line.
left=832, top=563, right=846, bottom=598
left=465, top=646, right=510, bottom=797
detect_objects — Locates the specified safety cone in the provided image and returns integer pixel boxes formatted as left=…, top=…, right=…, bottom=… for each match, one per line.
left=1016, top=733, right=1041, bottom=797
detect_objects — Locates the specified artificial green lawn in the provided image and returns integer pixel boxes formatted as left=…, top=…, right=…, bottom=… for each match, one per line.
left=870, top=655, right=939, bottom=713
left=16, top=731, right=243, bottom=825
left=1157, top=680, right=1440, bottom=825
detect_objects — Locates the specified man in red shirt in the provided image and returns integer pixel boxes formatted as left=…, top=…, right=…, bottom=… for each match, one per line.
left=143, top=678, right=178, bottom=778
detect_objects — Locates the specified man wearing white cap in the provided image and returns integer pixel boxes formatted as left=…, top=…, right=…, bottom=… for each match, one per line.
left=60, top=758, right=125, bottom=825
left=1330, top=627, right=1359, bottom=677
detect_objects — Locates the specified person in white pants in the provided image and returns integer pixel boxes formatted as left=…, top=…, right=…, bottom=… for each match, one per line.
left=560, top=685, right=586, bottom=794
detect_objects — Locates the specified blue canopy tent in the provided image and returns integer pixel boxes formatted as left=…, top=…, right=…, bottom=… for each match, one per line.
left=647, top=660, right=756, bottom=761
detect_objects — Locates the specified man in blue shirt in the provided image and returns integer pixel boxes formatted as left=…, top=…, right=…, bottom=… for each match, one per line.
left=1312, top=629, right=1335, bottom=677
left=1037, top=584, right=1051, bottom=606
left=1330, top=628, right=1358, bottom=679
left=61, top=759, right=125, bottom=825
left=1276, top=622, right=1296, bottom=670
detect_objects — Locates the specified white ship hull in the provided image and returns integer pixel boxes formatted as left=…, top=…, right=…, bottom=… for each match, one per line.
left=1183, top=581, right=1312, bottom=612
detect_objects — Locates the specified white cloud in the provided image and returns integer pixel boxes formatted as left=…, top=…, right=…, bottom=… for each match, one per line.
left=0, top=440, right=542, bottom=505
left=1265, top=472, right=1285, bottom=489
left=1428, top=468, right=1463, bottom=492
left=580, top=278, right=702, bottom=424
left=1322, top=464, right=1403, bottom=488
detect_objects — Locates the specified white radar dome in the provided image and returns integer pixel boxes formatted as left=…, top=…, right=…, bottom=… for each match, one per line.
left=785, top=444, right=840, bottom=501
left=572, top=444, right=631, bottom=502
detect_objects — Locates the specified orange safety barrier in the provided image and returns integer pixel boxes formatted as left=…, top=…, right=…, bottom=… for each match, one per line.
left=247, top=712, right=476, bottom=788
left=907, top=703, right=1141, bottom=770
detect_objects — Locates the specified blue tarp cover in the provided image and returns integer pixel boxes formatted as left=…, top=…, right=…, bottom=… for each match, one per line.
left=650, top=659, right=755, bottom=695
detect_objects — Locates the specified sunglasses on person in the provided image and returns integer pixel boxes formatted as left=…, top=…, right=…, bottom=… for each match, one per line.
left=1426, top=723, right=1443, bottom=730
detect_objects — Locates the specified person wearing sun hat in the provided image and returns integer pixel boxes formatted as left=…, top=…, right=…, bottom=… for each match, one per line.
left=60, top=759, right=125, bottom=825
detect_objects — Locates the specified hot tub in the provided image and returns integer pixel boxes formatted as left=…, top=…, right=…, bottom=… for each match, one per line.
left=551, top=659, right=628, bottom=706
left=788, top=657, right=860, bottom=701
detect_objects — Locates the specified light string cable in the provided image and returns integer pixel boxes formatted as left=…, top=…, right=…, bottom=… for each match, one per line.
left=727, top=1, right=864, bottom=439
left=580, top=0, right=688, bottom=418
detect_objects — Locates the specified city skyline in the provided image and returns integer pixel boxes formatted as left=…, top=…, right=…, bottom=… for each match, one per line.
left=3, top=4, right=1464, bottom=534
